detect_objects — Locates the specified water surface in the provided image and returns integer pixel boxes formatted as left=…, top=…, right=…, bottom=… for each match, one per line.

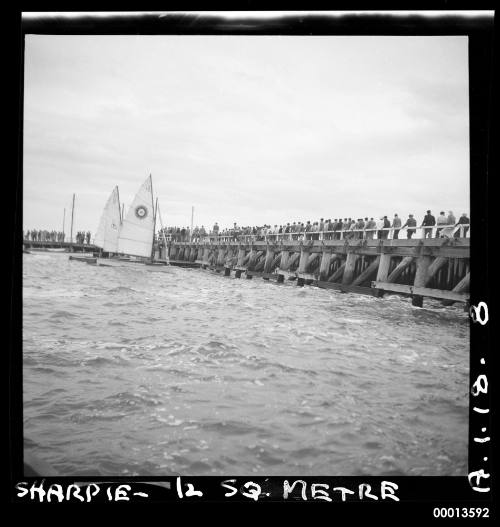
left=23, top=252, right=469, bottom=476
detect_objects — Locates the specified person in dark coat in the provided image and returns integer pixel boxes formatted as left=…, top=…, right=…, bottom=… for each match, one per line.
left=402, top=214, right=417, bottom=239
left=382, top=216, right=391, bottom=239
left=455, top=213, right=470, bottom=238
left=421, top=210, right=436, bottom=238
left=392, top=214, right=402, bottom=239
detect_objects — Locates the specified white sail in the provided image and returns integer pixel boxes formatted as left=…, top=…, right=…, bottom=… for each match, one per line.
left=94, top=186, right=121, bottom=253
left=117, top=176, right=155, bottom=258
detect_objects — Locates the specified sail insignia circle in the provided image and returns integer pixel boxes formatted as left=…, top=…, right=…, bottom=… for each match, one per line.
left=135, top=205, right=148, bottom=219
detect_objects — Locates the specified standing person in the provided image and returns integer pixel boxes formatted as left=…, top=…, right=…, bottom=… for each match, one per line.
left=86, top=231, right=91, bottom=244
left=402, top=214, right=417, bottom=239
left=436, top=211, right=447, bottom=238
left=421, top=210, right=436, bottom=239
left=365, top=218, right=376, bottom=239
left=392, top=214, right=402, bottom=239
left=319, top=218, right=324, bottom=239
left=357, top=218, right=365, bottom=239
left=376, top=217, right=384, bottom=239
left=341, top=218, right=348, bottom=239
left=382, top=216, right=391, bottom=239
left=447, top=210, right=456, bottom=226
left=334, top=219, right=341, bottom=240
left=455, top=213, right=470, bottom=238
left=305, top=221, right=312, bottom=239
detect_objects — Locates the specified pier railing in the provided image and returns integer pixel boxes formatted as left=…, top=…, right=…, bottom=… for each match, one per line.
left=161, top=224, right=470, bottom=244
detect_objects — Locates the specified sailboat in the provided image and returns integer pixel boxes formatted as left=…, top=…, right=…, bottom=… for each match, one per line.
left=69, top=186, right=121, bottom=264
left=69, top=175, right=169, bottom=268
left=117, top=175, right=156, bottom=260
left=94, top=185, right=122, bottom=254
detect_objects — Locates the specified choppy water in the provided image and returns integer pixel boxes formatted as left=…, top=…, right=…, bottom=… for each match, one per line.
left=23, top=252, right=469, bottom=476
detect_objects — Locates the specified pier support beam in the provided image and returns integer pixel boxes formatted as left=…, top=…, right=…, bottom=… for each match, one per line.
left=328, top=262, right=346, bottom=283
left=298, top=247, right=310, bottom=274
left=425, top=256, right=448, bottom=285
left=202, top=247, right=210, bottom=266
left=216, top=247, right=226, bottom=268
left=237, top=247, right=246, bottom=267
left=307, top=253, right=320, bottom=269
left=376, top=253, right=392, bottom=282
left=342, top=253, right=360, bottom=285
left=351, top=255, right=380, bottom=286
left=442, top=272, right=470, bottom=307
left=246, top=248, right=258, bottom=278
left=263, top=247, right=275, bottom=279
left=318, top=251, right=332, bottom=281
left=412, top=256, right=432, bottom=307
left=387, top=256, right=414, bottom=283
left=279, top=250, right=290, bottom=271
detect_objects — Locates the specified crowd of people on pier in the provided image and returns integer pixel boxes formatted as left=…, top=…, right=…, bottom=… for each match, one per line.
left=23, top=230, right=92, bottom=244
left=24, top=230, right=66, bottom=242
left=157, top=210, right=470, bottom=244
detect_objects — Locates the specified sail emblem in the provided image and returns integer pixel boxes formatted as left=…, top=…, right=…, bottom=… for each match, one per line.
left=135, top=205, right=148, bottom=219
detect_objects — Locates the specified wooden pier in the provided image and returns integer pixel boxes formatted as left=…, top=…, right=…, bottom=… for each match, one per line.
left=23, top=240, right=98, bottom=253
left=160, top=237, right=470, bottom=308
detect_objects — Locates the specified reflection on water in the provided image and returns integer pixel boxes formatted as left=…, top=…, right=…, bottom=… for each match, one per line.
left=23, top=253, right=469, bottom=476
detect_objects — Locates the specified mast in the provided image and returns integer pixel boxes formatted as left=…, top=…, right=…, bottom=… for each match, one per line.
left=191, top=205, right=194, bottom=241
left=62, top=208, right=66, bottom=239
left=157, top=201, right=169, bottom=263
left=152, top=197, right=158, bottom=261
left=116, top=186, right=122, bottom=223
left=70, top=193, right=75, bottom=245
left=150, top=174, right=155, bottom=261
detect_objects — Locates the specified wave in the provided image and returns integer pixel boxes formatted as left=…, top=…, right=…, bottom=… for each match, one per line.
left=105, top=286, right=138, bottom=294
left=49, top=310, right=78, bottom=319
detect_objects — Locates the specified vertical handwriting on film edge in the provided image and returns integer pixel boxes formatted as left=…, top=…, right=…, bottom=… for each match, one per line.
left=468, top=302, right=490, bottom=493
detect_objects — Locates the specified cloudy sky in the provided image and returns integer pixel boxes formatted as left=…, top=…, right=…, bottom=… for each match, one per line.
left=23, top=34, right=469, bottom=233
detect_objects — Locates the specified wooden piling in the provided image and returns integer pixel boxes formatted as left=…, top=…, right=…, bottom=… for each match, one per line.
left=412, top=256, right=432, bottom=307
left=342, top=252, right=359, bottom=285
left=298, top=247, right=310, bottom=274
left=318, top=251, right=332, bottom=281
left=263, top=247, right=275, bottom=274
left=376, top=253, right=392, bottom=282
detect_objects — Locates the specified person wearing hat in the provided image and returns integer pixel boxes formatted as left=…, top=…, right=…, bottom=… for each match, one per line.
left=436, top=211, right=448, bottom=238
left=382, top=215, right=391, bottom=239
left=392, top=213, right=402, bottom=239
left=421, top=210, right=436, bottom=238
left=402, top=214, right=417, bottom=239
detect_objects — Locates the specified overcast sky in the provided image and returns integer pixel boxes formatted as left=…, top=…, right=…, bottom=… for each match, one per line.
left=23, top=34, right=469, bottom=233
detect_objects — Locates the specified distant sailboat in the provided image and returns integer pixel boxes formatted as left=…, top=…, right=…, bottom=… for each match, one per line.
left=94, top=185, right=122, bottom=254
left=117, top=175, right=155, bottom=259
left=69, top=175, right=169, bottom=269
